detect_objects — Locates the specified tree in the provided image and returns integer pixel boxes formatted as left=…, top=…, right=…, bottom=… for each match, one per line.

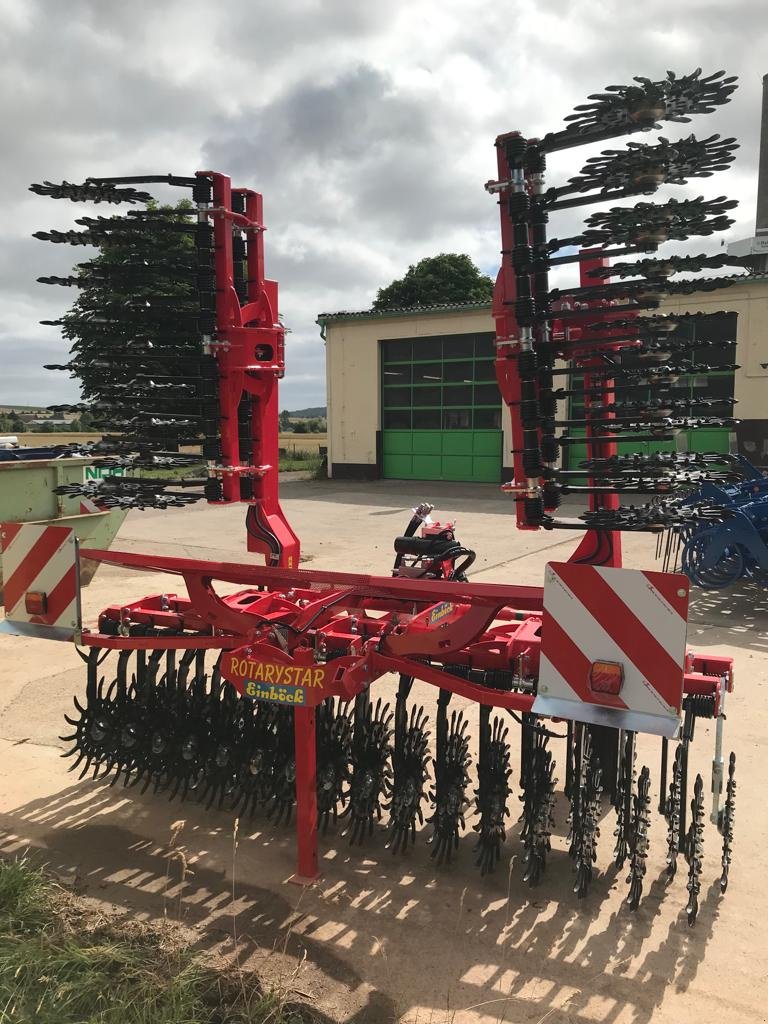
left=50, top=200, right=200, bottom=435
left=372, top=254, right=493, bottom=311
left=278, top=409, right=292, bottom=432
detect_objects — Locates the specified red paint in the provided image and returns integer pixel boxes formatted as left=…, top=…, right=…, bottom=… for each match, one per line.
left=293, top=707, right=320, bottom=883
left=541, top=613, right=627, bottom=709
left=3, top=526, right=71, bottom=613
left=199, top=172, right=299, bottom=569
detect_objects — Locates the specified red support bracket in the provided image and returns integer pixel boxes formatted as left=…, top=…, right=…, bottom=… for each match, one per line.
left=290, top=706, right=321, bottom=885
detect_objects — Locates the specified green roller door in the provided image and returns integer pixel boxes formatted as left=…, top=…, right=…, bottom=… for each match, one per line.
left=381, top=332, right=502, bottom=482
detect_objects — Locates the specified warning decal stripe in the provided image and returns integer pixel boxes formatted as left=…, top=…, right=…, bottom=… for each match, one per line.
left=561, top=566, right=683, bottom=703
left=1, top=522, right=41, bottom=582
left=538, top=561, right=689, bottom=731
left=541, top=612, right=628, bottom=709
left=28, top=564, right=78, bottom=626
left=0, top=522, right=23, bottom=553
left=3, top=529, right=71, bottom=613
left=544, top=570, right=667, bottom=716
left=595, top=565, right=687, bottom=660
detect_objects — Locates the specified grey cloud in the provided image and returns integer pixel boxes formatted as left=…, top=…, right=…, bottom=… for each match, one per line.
left=0, top=0, right=765, bottom=410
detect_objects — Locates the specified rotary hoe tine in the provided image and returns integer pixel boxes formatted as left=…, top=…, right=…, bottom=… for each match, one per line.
left=519, top=723, right=556, bottom=887
left=231, top=702, right=277, bottom=817
left=568, top=725, right=603, bottom=899
left=427, top=693, right=471, bottom=866
left=343, top=695, right=394, bottom=845
left=685, top=775, right=706, bottom=926
left=385, top=676, right=431, bottom=854
left=664, top=744, right=684, bottom=880
left=719, top=752, right=736, bottom=894
left=264, top=707, right=297, bottom=826
left=316, top=699, right=353, bottom=834
left=30, top=179, right=154, bottom=204
left=613, top=732, right=636, bottom=869
left=473, top=709, right=512, bottom=876
left=626, top=766, right=652, bottom=911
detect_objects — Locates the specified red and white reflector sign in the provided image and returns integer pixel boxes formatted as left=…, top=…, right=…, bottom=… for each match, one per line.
left=0, top=522, right=81, bottom=641
left=534, top=561, right=689, bottom=737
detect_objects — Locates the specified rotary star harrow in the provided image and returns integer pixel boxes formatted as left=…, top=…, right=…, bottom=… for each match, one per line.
left=1, top=68, right=745, bottom=925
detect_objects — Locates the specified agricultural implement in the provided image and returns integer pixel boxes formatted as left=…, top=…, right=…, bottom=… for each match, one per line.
left=661, top=455, right=768, bottom=586
left=1, top=69, right=746, bottom=925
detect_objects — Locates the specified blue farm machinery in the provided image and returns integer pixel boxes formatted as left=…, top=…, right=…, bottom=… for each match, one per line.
left=656, top=455, right=768, bottom=586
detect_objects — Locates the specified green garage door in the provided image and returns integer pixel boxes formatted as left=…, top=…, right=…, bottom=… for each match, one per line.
left=381, top=332, right=502, bottom=482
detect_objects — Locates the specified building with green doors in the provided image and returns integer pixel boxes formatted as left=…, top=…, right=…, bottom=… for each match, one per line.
left=317, top=278, right=768, bottom=483
left=318, top=303, right=514, bottom=482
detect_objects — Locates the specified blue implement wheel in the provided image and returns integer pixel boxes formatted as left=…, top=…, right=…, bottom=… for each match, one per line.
left=682, top=533, right=745, bottom=589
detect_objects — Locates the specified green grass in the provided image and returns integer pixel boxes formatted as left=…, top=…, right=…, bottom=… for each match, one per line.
left=278, top=451, right=324, bottom=474
left=0, top=856, right=305, bottom=1024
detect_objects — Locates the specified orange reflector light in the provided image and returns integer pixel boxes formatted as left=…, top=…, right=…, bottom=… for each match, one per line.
left=24, top=591, right=48, bottom=615
left=589, top=660, right=623, bottom=695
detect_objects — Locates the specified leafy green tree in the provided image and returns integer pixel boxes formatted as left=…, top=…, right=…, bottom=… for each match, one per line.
left=372, top=254, right=493, bottom=311
left=292, top=420, right=309, bottom=434
left=278, top=409, right=292, bottom=432
left=52, top=201, right=198, bottom=423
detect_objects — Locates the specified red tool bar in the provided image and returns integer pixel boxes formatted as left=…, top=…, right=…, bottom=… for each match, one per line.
left=491, top=132, right=530, bottom=531
left=196, top=171, right=299, bottom=569
left=80, top=548, right=545, bottom=610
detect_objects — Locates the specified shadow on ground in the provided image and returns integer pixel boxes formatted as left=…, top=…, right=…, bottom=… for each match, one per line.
left=0, top=775, right=726, bottom=1024
left=688, top=578, right=768, bottom=652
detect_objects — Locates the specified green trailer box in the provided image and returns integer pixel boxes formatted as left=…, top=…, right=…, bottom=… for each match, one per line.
left=0, top=457, right=127, bottom=598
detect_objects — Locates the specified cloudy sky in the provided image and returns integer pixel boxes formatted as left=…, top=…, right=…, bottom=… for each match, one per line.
left=1, top=0, right=766, bottom=410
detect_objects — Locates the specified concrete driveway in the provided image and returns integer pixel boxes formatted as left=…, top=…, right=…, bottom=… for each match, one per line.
left=1, top=478, right=766, bottom=1024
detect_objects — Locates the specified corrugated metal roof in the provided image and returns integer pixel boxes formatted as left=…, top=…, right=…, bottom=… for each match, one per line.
left=316, top=301, right=493, bottom=325
left=317, top=274, right=768, bottom=328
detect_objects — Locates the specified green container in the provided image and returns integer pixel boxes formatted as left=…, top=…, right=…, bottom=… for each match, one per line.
left=0, top=457, right=127, bottom=597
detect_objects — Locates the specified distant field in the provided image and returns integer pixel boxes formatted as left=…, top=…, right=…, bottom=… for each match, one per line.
left=14, top=432, right=104, bottom=446
left=15, top=431, right=328, bottom=452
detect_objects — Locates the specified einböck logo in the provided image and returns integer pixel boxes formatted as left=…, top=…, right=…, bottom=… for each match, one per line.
left=229, top=658, right=325, bottom=707
left=244, top=680, right=307, bottom=705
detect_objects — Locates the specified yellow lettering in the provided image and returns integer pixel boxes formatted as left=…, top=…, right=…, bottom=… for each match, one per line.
left=230, top=658, right=242, bottom=677
left=278, top=688, right=286, bottom=702
left=294, top=688, right=304, bottom=704
left=246, top=681, right=256, bottom=697
left=264, top=664, right=275, bottom=683
left=313, top=669, right=324, bottom=688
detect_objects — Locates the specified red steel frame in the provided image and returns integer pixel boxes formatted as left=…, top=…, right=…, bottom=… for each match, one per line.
left=491, top=135, right=623, bottom=564
left=76, top=544, right=732, bottom=881
left=12, top=165, right=733, bottom=883
left=200, top=171, right=299, bottom=568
